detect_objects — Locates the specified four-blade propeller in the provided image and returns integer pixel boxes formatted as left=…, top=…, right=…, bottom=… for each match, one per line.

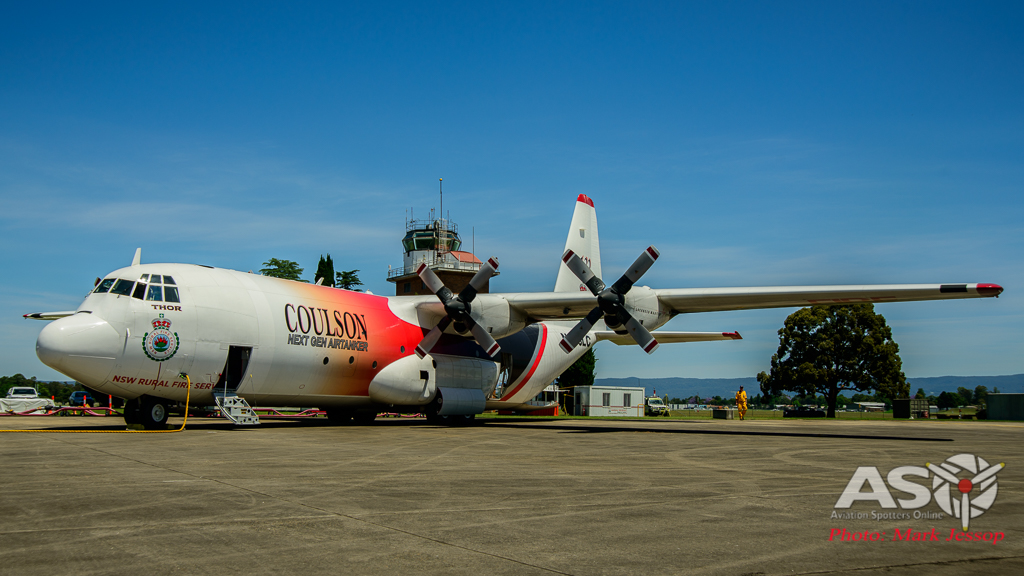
left=558, top=246, right=661, bottom=355
left=414, top=257, right=501, bottom=359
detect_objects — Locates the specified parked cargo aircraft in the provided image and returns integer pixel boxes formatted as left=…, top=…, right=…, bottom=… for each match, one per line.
left=27, top=195, right=1002, bottom=428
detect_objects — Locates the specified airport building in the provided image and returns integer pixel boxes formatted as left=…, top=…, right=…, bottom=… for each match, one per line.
left=987, top=393, right=1024, bottom=420
left=572, top=385, right=645, bottom=417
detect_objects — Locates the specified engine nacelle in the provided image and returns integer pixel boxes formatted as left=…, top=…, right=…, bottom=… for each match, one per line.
left=623, top=286, right=665, bottom=330
left=470, top=294, right=528, bottom=339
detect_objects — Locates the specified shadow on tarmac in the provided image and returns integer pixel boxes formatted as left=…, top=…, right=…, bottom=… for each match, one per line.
left=4, top=416, right=955, bottom=442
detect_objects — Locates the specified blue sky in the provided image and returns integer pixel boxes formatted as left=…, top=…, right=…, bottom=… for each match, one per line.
left=2, top=1, right=1021, bottom=381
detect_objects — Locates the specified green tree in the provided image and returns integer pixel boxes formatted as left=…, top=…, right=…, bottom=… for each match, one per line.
left=315, top=254, right=336, bottom=287
left=937, top=391, right=964, bottom=409
left=757, top=304, right=908, bottom=418
left=915, top=387, right=927, bottom=400
left=974, top=385, right=989, bottom=408
left=336, top=269, right=363, bottom=291
left=260, top=258, right=306, bottom=281
left=558, top=348, right=596, bottom=390
left=956, top=386, right=974, bottom=406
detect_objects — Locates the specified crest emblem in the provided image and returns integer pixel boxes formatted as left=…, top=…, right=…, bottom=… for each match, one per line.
left=143, top=314, right=179, bottom=362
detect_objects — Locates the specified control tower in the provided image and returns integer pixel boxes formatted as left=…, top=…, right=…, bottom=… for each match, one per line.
left=386, top=207, right=496, bottom=296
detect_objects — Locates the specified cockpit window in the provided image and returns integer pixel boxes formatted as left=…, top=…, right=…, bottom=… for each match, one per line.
left=146, top=285, right=163, bottom=301
left=149, top=275, right=162, bottom=284
left=110, top=279, right=134, bottom=296
left=164, top=286, right=180, bottom=302
left=94, top=279, right=115, bottom=294
left=163, top=276, right=176, bottom=285
left=139, top=274, right=150, bottom=282
left=132, top=282, right=147, bottom=300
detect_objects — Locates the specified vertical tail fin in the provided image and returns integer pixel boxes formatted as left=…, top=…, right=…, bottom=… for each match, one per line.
left=554, top=195, right=602, bottom=292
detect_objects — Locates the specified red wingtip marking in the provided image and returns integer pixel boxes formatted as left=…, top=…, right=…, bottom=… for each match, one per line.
left=977, top=283, right=1003, bottom=297
left=576, top=194, right=594, bottom=207
left=723, top=332, right=742, bottom=340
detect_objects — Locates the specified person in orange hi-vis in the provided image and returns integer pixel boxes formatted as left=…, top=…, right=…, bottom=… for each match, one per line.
left=735, top=386, right=748, bottom=420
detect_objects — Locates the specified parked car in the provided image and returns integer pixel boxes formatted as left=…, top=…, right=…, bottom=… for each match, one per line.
left=6, top=387, right=41, bottom=399
left=69, top=391, right=95, bottom=407
left=645, top=396, right=670, bottom=416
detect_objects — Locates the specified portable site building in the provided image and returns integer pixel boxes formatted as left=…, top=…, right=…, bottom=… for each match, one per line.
left=573, top=385, right=645, bottom=417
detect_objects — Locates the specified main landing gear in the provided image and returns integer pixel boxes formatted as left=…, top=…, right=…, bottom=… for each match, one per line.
left=123, top=396, right=170, bottom=430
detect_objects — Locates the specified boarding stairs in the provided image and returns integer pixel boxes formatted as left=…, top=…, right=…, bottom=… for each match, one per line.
left=212, top=391, right=261, bottom=426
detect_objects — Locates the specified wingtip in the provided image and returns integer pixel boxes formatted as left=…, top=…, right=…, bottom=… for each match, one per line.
left=977, top=283, right=1003, bottom=297
left=723, top=332, right=742, bottom=340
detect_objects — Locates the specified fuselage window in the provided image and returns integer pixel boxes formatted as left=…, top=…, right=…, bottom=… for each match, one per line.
left=164, top=286, right=181, bottom=302
left=139, top=274, right=150, bottom=282
left=110, top=279, right=134, bottom=296
left=94, top=279, right=115, bottom=294
left=146, top=285, right=163, bottom=301
left=163, top=276, right=176, bottom=285
left=132, top=282, right=147, bottom=300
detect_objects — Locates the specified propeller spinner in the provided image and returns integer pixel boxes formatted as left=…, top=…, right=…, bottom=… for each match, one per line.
left=414, top=257, right=501, bottom=359
left=559, top=246, right=661, bottom=354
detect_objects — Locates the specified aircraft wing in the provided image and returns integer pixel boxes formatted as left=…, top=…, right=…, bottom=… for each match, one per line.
left=594, top=331, right=742, bottom=345
left=23, top=311, right=76, bottom=320
left=504, top=283, right=1002, bottom=320
left=653, top=283, right=1003, bottom=314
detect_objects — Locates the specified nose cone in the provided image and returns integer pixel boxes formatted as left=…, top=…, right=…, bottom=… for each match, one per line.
left=37, top=313, right=121, bottom=384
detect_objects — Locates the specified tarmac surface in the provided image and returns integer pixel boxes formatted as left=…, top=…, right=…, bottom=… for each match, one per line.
left=1, top=415, right=1022, bottom=576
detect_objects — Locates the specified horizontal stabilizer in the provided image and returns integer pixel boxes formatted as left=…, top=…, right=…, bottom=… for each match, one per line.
left=23, top=311, right=76, bottom=321
left=594, top=331, right=742, bottom=345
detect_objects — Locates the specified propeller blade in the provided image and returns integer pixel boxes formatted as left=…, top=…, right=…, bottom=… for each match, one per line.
left=559, top=307, right=603, bottom=353
left=621, top=312, right=659, bottom=354
left=561, top=249, right=605, bottom=295
left=971, top=462, right=1004, bottom=484
left=610, top=246, right=660, bottom=294
left=414, top=316, right=452, bottom=359
left=416, top=263, right=451, bottom=301
left=469, top=322, right=501, bottom=357
left=961, top=492, right=971, bottom=532
left=460, top=257, right=499, bottom=302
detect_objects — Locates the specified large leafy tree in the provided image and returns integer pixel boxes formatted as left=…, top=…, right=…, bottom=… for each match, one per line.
left=315, top=254, right=336, bottom=287
left=260, top=258, right=306, bottom=281
left=757, top=304, right=908, bottom=418
left=336, top=269, right=363, bottom=291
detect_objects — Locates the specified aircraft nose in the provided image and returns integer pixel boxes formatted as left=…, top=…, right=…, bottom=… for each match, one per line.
left=37, top=313, right=121, bottom=383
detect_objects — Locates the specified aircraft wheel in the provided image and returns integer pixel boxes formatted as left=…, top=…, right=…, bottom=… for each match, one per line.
left=122, top=398, right=142, bottom=425
left=324, top=408, right=353, bottom=425
left=139, top=396, right=169, bottom=430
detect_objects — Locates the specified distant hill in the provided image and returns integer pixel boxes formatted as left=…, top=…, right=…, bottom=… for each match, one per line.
left=595, top=374, right=1024, bottom=400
